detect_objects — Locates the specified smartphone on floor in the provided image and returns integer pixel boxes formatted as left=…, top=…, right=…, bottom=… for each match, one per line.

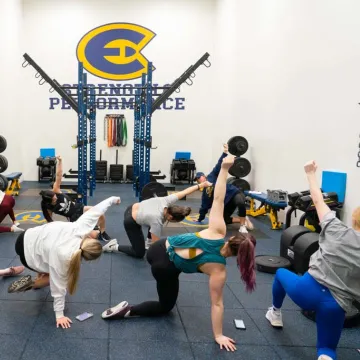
left=76, top=312, right=94, bottom=322
left=234, top=319, right=246, bottom=330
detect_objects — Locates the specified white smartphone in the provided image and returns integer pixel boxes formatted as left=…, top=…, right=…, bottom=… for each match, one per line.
left=76, top=312, right=94, bottom=322
left=234, top=319, right=246, bottom=330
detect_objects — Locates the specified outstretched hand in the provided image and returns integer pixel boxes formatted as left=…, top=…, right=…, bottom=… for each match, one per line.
left=223, top=143, right=229, bottom=154
left=56, top=155, right=62, bottom=162
left=304, top=160, right=317, bottom=174
left=56, top=316, right=72, bottom=329
left=113, top=197, right=121, bottom=205
left=221, top=155, right=235, bottom=169
left=200, top=181, right=213, bottom=189
left=215, top=335, right=237, bottom=352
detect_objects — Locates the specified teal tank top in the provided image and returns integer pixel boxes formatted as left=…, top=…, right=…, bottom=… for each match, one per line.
left=166, top=232, right=226, bottom=273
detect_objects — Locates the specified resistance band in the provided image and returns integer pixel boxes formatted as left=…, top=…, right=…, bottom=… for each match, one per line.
left=121, top=118, right=127, bottom=146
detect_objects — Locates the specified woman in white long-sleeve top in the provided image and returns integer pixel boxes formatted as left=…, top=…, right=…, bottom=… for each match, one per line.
left=7, top=196, right=121, bottom=329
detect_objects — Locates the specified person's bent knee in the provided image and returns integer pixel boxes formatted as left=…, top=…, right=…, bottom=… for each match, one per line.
left=159, top=303, right=176, bottom=315
left=134, top=249, right=146, bottom=259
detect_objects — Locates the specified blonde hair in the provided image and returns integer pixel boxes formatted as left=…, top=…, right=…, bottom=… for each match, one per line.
left=67, top=237, right=102, bottom=295
left=352, top=207, right=360, bottom=230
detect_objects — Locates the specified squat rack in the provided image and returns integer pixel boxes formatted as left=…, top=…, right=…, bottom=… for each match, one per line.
left=22, top=52, right=211, bottom=204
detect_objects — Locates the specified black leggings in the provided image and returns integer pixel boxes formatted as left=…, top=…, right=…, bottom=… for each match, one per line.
left=15, top=231, right=36, bottom=272
left=223, top=191, right=246, bottom=224
left=117, top=205, right=146, bottom=258
left=130, top=239, right=181, bottom=316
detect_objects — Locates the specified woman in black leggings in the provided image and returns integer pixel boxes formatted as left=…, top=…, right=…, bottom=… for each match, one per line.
left=102, top=180, right=212, bottom=258
left=101, top=156, right=257, bottom=352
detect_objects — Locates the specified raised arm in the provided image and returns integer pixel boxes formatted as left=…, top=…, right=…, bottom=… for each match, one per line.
left=75, top=196, right=121, bottom=237
left=208, top=155, right=235, bottom=237
left=174, top=181, right=212, bottom=201
left=304, top=161, right=331, bottom=222
left=52, top=155, right=63, bottom=193
left=207, top=144, right=229, bottom=182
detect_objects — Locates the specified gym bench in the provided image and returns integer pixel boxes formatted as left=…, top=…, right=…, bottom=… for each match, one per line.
left=5, top=172, right=22, bottom=196
left=245, top=191, right=288, bottom=230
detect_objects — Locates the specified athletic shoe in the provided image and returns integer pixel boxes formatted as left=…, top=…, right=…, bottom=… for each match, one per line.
left=11, top=225, right=24, bottom=233
left=102, top=239, right=119, bottom=253
left=145, top=238, right=152, bottom=250
left=102, top=301, right=130, bottom=319
left=13, top=222, right=20, bottom=227
left=266, top=306, right=283, bottom=328
left=239, top=225, right=248, bottom=233
left=245, top=216, right=254, bottom=230
left=318, top=356, right=333, bottom=360
left=7, top=275, right=34, bottom=293
left=3, top=266, right=25, bottom=277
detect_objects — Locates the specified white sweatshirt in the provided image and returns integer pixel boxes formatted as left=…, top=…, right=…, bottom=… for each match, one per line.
left=23, top=196, right=120, bottom=319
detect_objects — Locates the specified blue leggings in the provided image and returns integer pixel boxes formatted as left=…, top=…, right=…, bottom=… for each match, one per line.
left=273, top=269, right=345, bottom=360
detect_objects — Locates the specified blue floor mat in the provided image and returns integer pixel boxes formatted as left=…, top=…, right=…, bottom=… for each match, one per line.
left=0, top=181, right=357, bottom=360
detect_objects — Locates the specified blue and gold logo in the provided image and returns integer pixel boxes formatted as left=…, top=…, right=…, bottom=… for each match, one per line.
left=181, top=213, right=209, bottom=228
left=76, top=23, right=156, bottom=81
left=15, top=211, right=46, bottom=224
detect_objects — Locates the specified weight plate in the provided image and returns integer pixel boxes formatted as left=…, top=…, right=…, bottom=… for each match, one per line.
left=228, top=136, right=249, bottom=156
left=301, top=310, right=360, bottom=329
left=255, top=255, right=291, bottom=274
left=0, top=135, right=7, bottom=153
left=141, top=181, right=168, bottom=201
left=227, top=177, right=251, bottom=191
left=229, top=157, right=251, bottom=178
left=0, top=155, right=8, bottom=174
left=0, top=174, right=8, bottom=191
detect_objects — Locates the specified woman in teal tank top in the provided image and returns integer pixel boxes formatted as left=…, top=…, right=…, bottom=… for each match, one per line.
left=102, top=155, right=257, bottom=353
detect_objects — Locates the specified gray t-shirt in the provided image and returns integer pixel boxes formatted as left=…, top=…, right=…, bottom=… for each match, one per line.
left=136, top=194, right=178, bottom=238
left=308, top=211, right=360, bottom=315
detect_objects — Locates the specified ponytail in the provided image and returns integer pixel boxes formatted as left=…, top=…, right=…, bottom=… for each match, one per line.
left=67, top=237, right=102, bottom=295
left=228, top=233, right=256, bottom=293
left=167, top=206, right=191, bottom=222
left=41, top=201, right=53, bottom=222
left=67, top=249, right=82, bottom=295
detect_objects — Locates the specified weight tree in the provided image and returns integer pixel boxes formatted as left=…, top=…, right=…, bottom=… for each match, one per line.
left=22, top=52, right=211, bottom=204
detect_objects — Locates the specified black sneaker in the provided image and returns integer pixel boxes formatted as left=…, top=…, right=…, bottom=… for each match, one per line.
left=8, top=275, right=34, bottom=293
left=98, top=231, right=112, bottom=242
left=101, top=301, right=130, bottom=319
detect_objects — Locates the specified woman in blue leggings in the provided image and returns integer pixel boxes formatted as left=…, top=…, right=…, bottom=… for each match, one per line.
left=266, top=160, right=360, bottom=360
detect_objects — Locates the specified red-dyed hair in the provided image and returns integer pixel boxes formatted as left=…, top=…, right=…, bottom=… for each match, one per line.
left=228, top=233, right=256, bottom=292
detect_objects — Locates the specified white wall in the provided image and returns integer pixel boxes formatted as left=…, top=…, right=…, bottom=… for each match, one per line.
left=0, top=0, right=23, bottom=175
left=213, top=0, right=360, bottom=224
left=5, top=0, right=360, bottom=224
left=20, top=0, right=216, bottom=181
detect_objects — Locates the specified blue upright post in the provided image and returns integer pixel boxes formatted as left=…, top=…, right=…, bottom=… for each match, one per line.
left=139, top=74, right=146, bottom=199
left=89, top=86, right=96, bottom=196
left=77, top=62, right=85, bottom=204
left=82, top=72, right=88, bottom=205
left=133, top=88, right=141, bottom=197
left=144, top=61, right=153, bottom=186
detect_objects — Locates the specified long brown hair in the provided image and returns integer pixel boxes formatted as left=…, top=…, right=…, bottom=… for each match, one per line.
left=67, top=238, right=102, bottom=295
left=228, top=233, right=256, bottom=292
left=167, top=205, right=191, bottom=222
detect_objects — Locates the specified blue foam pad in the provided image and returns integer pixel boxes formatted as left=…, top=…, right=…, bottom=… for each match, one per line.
left=321, top=170, right=347, bottom=203
left=175, top=152, right=191, bottom=160
left=6, top=172, right=22, bottom=180
left=244, top=191, right=288, bottom=208
left=40, top=148, right=55, bottom=157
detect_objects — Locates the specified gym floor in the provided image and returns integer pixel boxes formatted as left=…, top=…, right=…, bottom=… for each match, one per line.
left=0, top=182, right=358, bottom=360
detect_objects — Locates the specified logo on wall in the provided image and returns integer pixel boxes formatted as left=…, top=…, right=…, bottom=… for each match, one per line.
left=49, top=22, right=185, bottom=111
left=76, top=23, right=156, bottom=81
left=15, top=211, right=46, bottom=224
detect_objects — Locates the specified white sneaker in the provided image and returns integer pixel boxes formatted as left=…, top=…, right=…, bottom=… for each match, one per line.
left=318, top=356, right=333, bottom=360
left=245, top=216, right=254, bottom=230
left=239, top=225, right=248, bottom=233
left=102, top=239, right=119, bottom=253
left=145, top=238, right=152, bottom=250
left=14, top=222, right=20, bottom=227
left=266, top=307, right=283, bottom=328
left=11, top=225, right=24, bottom=233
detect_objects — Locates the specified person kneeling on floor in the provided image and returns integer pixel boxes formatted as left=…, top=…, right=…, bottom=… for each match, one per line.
left=0, top=190, right=23, bottom=234
left=8, top=196, right=121, bottom=329
left=266, top=160, right=360, bottom=360
left=194, top=143, right=253, bottom=233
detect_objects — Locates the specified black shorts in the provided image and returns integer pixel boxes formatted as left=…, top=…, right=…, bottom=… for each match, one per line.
left=15, top=231, right=36, bottom=272
left=68, top=204, right=85, bottom=222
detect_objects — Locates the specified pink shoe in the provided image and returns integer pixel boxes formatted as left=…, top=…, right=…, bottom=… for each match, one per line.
left=3, top=266, right=25, bottom=277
